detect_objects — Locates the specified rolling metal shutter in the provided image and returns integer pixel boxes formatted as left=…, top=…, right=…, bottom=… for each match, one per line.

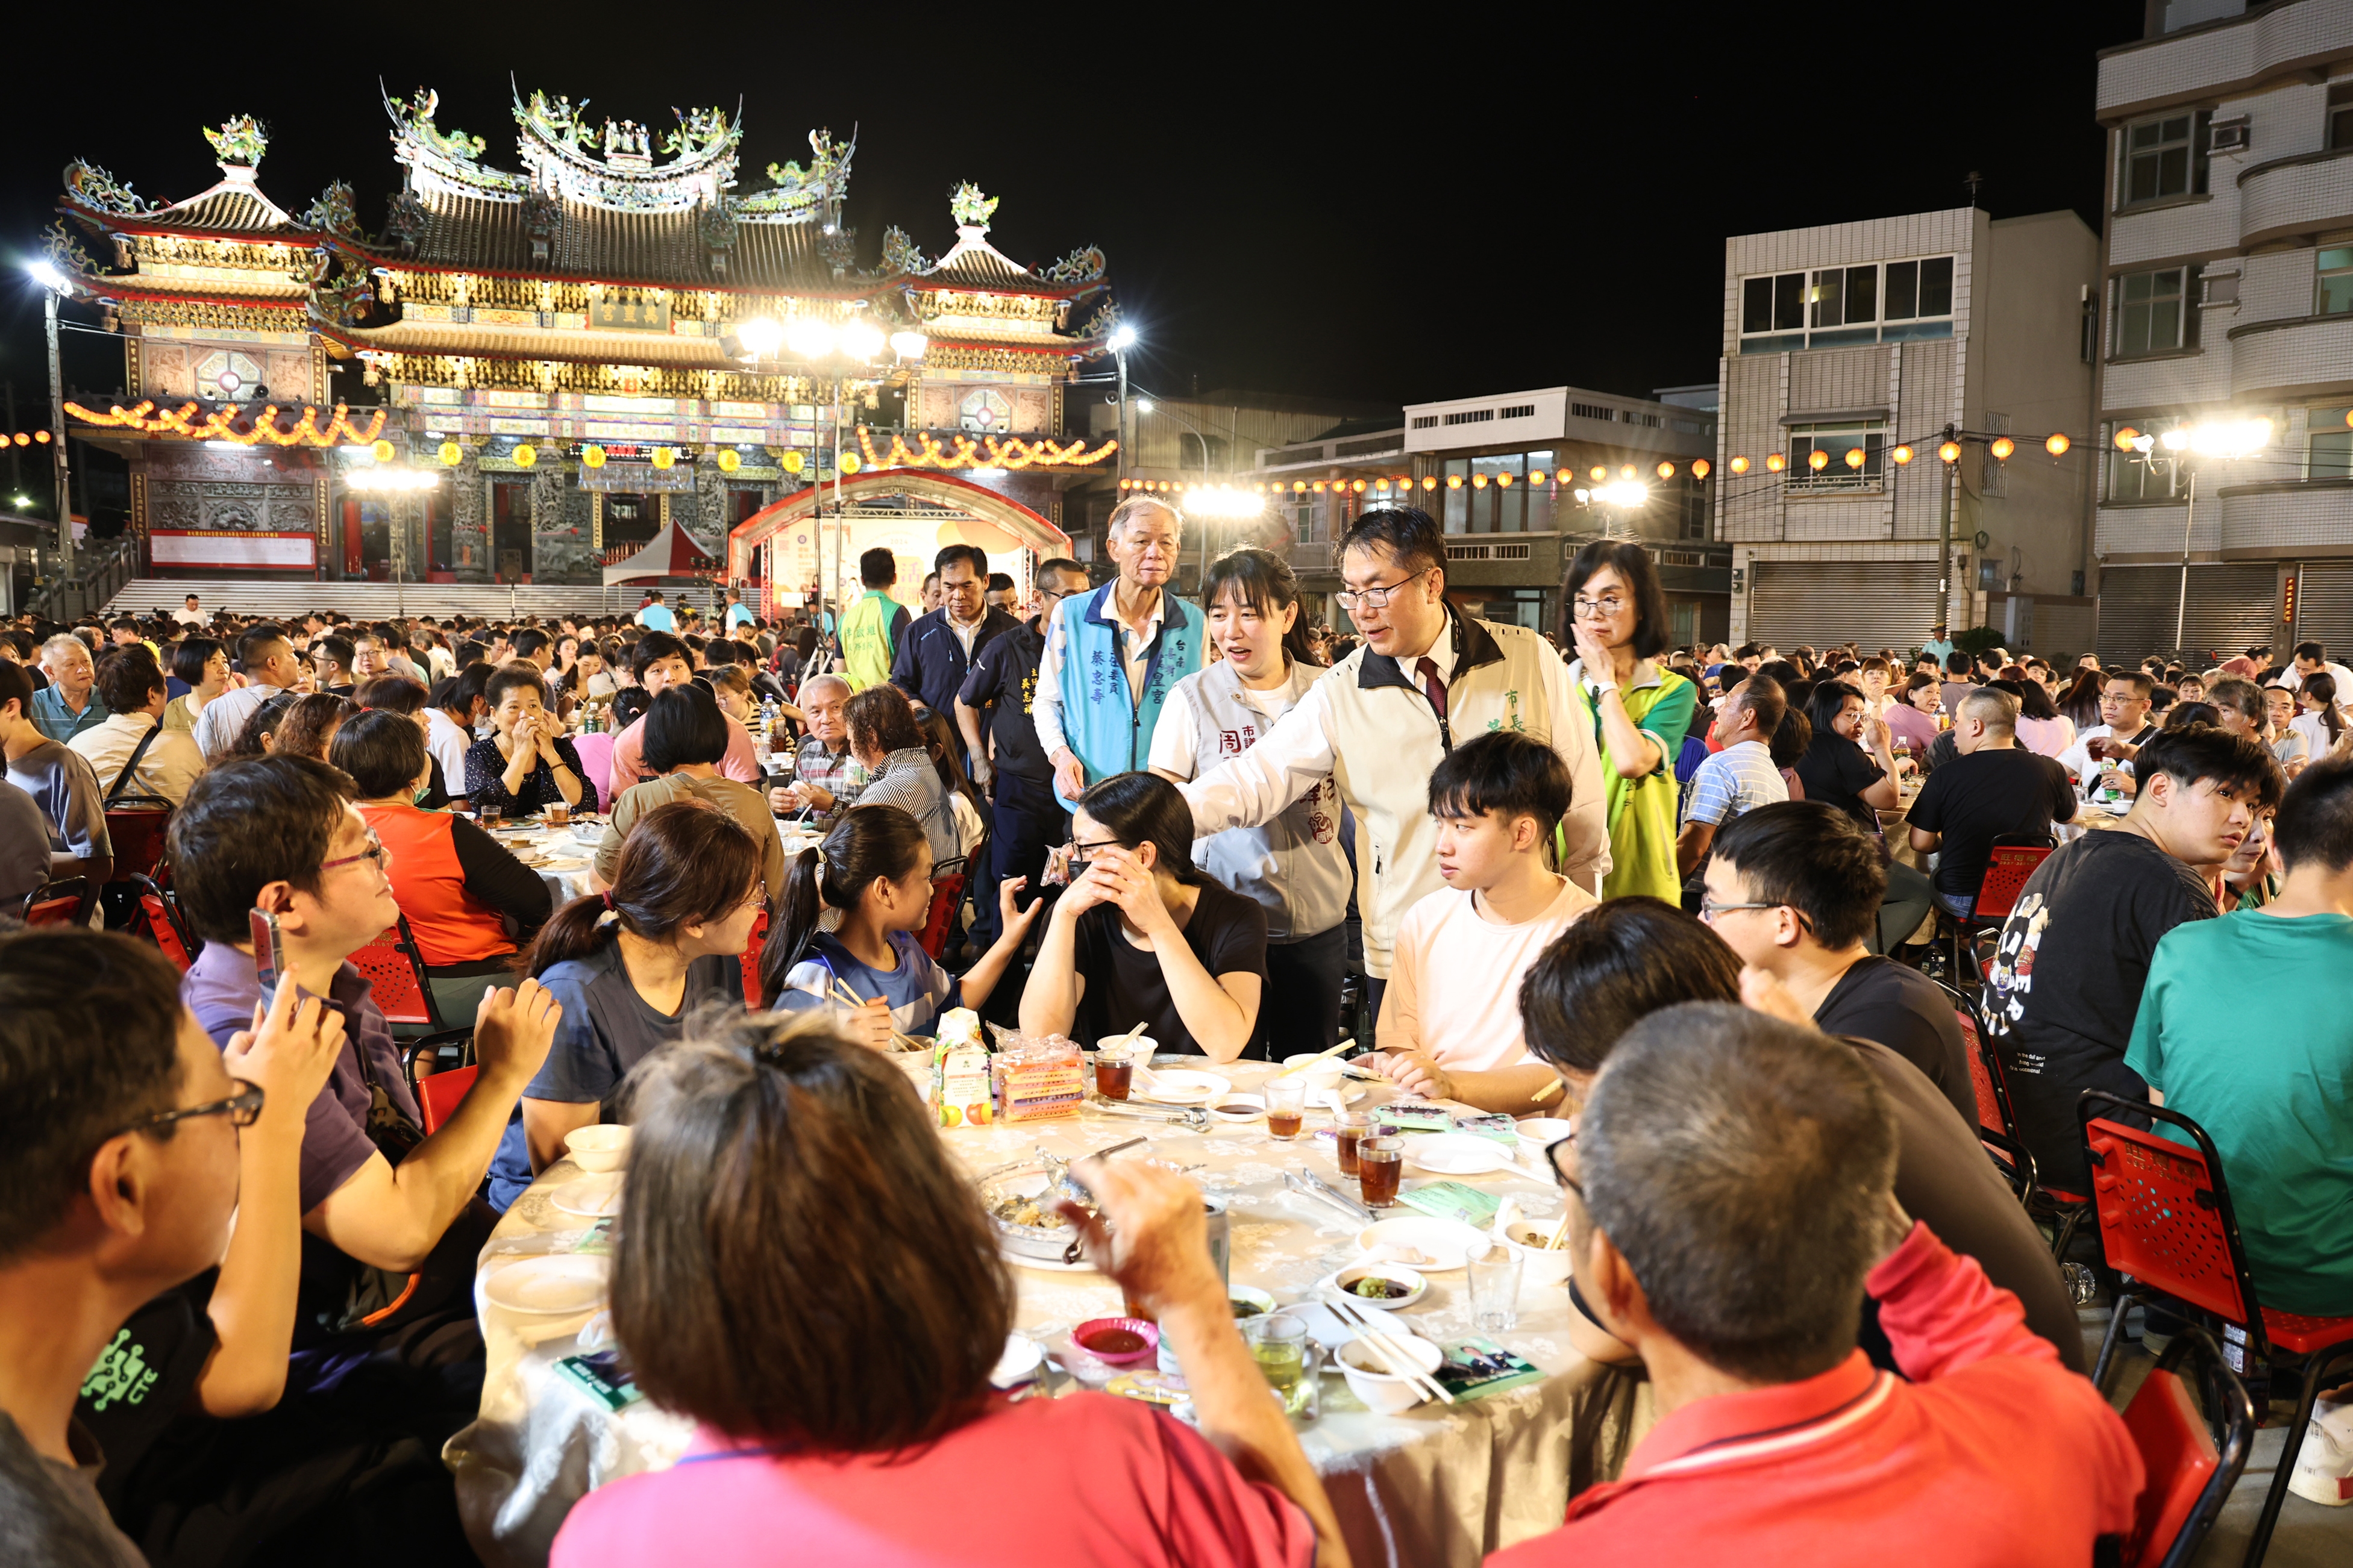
left=1749, top=560, right=1938, bottom=651
left=2294, top=562, right=2353, bottom=657
left=2098, top=564, right=2273, bottom=663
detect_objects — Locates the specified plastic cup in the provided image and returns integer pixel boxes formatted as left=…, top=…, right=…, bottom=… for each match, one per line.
left=1467, top=1240, right=1523, bottom=1332
left=1245, top=1313, right=1312, bottom=1414
left=1358, top=1136, right=1403, bottom=1207
left=1264, top=1076, right=1306, bottom=1140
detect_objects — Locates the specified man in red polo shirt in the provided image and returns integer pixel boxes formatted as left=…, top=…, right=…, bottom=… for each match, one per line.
left=1493, top=1002, right=2138, bottom=1568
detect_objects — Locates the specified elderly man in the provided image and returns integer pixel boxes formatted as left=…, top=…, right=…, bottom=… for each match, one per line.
left=1905, top=687, right=2076, bottom=918
left=193, top=625, right=305, bottom=761
left=1176, top=507, right=1606, bottom=1033
left=1034, top=496, right=1205, bottom=808
left=31, top=634, right=107, bottom=745
left=1494, top=1004, right=2138, bottom=1567
left=768, top=672, right=868, bottom=826
left=893, top=543, right=1021, bottom=763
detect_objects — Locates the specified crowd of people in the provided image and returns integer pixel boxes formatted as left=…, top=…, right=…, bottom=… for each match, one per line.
left=4, top=507, right=2352, bottom=1568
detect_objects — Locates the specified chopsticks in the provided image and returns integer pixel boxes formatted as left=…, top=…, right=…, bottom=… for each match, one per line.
left=1322, top=1290, right=1454, bottom=1405
left=1530, top=1077, right=1565, bottom=1105
left=1274, top=1036, right=1356, bottom=1078
left=830, top=978, right=925, bottom=1052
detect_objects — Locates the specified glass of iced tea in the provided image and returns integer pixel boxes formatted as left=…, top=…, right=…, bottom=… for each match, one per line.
left=1358, top=1137, right=1404, bottom=1207
left=546, top=800, right=570, bottom=828
left=1264, top=1075, right=1306, bottom=1140
left=2085, top=736, right=2108, bottom=763
left=1333, top=1111, right=1374, bottom=1176
left=478, top=804, right=503, bottom=828
left=1094, top=1041, right=1133, bottom=1102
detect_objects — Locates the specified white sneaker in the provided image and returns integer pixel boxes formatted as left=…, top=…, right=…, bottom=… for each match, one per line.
left=2288, top=1395, right=2353, bottom=1507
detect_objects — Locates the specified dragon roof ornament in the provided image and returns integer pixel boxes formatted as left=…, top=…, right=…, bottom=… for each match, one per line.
left=63, top=160, right=158, bottom=217
left=948, top=181, right=998, bottom=230
left=205, top=115, right=269, bottom=170
left=1040, top=245, right=1106, bottom=287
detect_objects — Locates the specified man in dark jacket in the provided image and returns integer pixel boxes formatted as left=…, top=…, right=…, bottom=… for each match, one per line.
left=892, top=543, right=1020, bottom=767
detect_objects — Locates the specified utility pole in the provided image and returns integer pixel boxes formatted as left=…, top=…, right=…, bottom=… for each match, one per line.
left=1936, top=422, right=1956, bottom=637
left=5, top=382, right=20, bottom=499
left=43, top=287, right=75, bottom=577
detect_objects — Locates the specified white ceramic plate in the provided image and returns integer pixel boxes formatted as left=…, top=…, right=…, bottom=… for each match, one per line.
left=1133, top=1069, right=1230, bottom=1107
left=485, top=1254, right=608, bottom=1315
left=998, top=1243, right=1097, bottom=1274
left=1354, top=1216, right=1490, bottom=1272
left=991, top=1334, right=1046, bottom=1388
left=1406, top=1132, right=1516, bottom=1176
left=549, top=1172, right=625, bottom=1219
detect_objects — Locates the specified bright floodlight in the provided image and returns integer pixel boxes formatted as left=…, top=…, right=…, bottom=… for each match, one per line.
left=1108, top=324, right=1137, bottom=351
left=785, top=318, right=837, bottom=359
left=25, top=260, right=69, bottom=293
left=838, top=320, right=885, bottom=362
left=889, top=330, right=929, bottom=360
left=2159, top=427, right=2191, bottom=452
left=1598, top=481, right=1650, bottom=508
left=1136, top=398, right=1155, bottom=414
left=2187, top=417, right=2271, bottom=457
left=736, top=317, right=783, bottom=359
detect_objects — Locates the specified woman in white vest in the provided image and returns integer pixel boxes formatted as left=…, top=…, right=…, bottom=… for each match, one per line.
left=1148, top=547, right=1352, bottom=1057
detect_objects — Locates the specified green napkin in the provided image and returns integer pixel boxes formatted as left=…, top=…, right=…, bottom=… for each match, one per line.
left=1398, top=1181, right=1501, bottom=1229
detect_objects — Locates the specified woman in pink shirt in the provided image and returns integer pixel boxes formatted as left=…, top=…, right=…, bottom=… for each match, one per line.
left=551, top=1015, right=1347, bottom=1568
left=1882, top=673, right=1941, bottom=760
left=2004, top=675, right=2076, bottom=759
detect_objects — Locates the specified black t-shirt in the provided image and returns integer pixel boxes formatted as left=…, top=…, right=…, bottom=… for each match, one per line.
left=72, top=1273, right=219, bottom=1513
left=1907, top=746, right=2076, bottom=898
left=1072, top=878, right=1268, bottom=1057
left=957, top=620, right=1051, bottom=788
left=1984, top=830, right=2216, bottom=1192
left=1814, top=956, right=1975, bottom=1129
left=1795, top=730, right=1885, bottom=834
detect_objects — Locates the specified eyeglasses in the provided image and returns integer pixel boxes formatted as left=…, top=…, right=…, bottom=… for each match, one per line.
left=1571, top=593, right=1629, bottom=620
left=111, top=1078, right=265, bottom=1140
left=1697, top=894, right=1792, bottom=923
left=1545, top=1132, right=1583, bottom=1202
left=320, top=829, right=389, bottom=875
left=1334, top=566, right=1433, bottom=613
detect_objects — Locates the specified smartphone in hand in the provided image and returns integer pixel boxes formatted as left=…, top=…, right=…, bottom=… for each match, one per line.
left=249, top=907, right=286, bottom=1008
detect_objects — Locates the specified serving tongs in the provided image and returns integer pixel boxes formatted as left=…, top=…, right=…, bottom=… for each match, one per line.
left=1285, top=1168, right=1374, bottom=1225
left=1085, top=1093, right=1209, bottom=1129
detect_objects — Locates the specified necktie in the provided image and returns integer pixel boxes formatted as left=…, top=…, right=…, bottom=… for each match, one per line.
left=1417, top=656, right=1447, bottom=722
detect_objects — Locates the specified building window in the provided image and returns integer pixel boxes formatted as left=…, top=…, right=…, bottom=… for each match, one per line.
left=2113, top=266, right=2196, bottom=358
left=1499, top=404, right=1535, bottom=419
left=2310, top=406, right=2353, bottom=479
left=1410, top=414, right=1437, bottom=429
left=2319, top=249, right=2353, bottom=316
left=1438, top=451, right=1556, bottom=535
left=1738, top=256, right=1953, bottom=353
left=2106, top=420, right=2185, bottom=502
left=2120, top=113, right=2208, bottom=207
left=1786, top=422, right=1885, bottom=491
left=2329, top=83, right=2353, bottom=150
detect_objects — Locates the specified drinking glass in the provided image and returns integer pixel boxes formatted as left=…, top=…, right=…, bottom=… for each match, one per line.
left=546, top=800, right=570, bottom=828
left=1245, top=1313, right=1314, bottom=1416
left=1467, top=1240, right=1523, bottom=1332
left=1264, top=1076, right=1306, bottom=1140
left=1358, top=1137, right=1403, bottom=1207
left=1333, top=1111, right=1374, bottom=1177
left=478, top=804, right=503, bottom=828
left=1094, top=1041, right=1133, bottom=1102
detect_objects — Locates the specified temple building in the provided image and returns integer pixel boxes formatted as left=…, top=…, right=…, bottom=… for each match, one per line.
left=50, top=87, right=1115, bottom=597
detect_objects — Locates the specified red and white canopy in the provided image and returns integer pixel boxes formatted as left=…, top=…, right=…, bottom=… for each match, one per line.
left=603, top=520, right=719, bottom=585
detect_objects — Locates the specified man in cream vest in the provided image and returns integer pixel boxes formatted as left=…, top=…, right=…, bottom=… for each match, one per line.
left=1179, top=507, right=1609, bottom=1029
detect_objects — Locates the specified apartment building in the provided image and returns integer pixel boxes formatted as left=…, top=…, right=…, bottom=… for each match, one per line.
left=1717, top=207, right=2100, bottom=655
left=2094, top=0, right=2353, bottom=660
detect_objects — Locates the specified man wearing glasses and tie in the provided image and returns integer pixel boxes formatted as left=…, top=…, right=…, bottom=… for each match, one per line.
left=1177, top=506, right=1608, bottom=1040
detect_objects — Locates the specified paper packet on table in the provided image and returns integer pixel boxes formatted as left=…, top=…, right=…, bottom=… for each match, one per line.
left=930, top=1008, right=993, bottom=1128
left=1452, top=1112, right=1522, bottom=1146
left=554, top=1348, right=645, bottom=1412
left=1432, top=1336, right=1543, bottom=1401
left=1397, top=1181, right=1502, bottom=1229
left=1376, top=1101, right=1454, bottom=1134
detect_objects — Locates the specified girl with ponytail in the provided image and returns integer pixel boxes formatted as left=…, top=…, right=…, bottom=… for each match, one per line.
left=758, top=802, right=1043, bottom=1049
left=483, top=800, right=764, bottom=1210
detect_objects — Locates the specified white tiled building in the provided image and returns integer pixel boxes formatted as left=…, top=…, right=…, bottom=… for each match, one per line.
left=1715, top=208, right=2100, bottom=655
left=2095, top=0, right=2353, bottom=660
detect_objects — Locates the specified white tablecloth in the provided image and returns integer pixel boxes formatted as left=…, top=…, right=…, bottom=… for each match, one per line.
left=447, top=1058, right=1634, bottom=1568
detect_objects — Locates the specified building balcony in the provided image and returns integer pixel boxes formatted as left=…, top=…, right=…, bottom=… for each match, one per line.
left=2226, top=311, right=2353, bottom=399
left=2216, top=478, right=2353, bottom=553
left=2098, top=500, right=2212, bottom=560
left=2102, top=346, right=2234, bottom=414
left=2239, top=148, right=2353, bottom=248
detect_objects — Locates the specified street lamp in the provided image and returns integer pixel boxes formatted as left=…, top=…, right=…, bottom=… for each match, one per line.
left=2143, top=417, right=2271, bottom=651
left=1109, top=324, right=1137, bottom=489
left=24, top=260, right=75, bottom=577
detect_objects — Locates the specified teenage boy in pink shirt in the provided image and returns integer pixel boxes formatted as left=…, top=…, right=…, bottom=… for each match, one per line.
left=1365, top=730, right=1597, bottom=1112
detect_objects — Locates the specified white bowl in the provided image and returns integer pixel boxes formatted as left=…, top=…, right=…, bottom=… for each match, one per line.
left=1497, top=1218, right=1577, bottom=1286
left=1336, top=1332, right=1445, bottom=1416
left=1331, top=1261, right=1428, bottom=1310
left=563, top=1124, right=632, bottom=1173
left=1355, top=1216, right=1487, bottom=1272
left=1279, top=1054, right=1346, bottom=1093
left=1513, top=1117, right=1576, bottom=1161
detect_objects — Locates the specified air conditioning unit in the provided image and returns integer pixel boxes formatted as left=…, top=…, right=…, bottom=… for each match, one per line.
left=2210, top=116, right=2250, bottom=153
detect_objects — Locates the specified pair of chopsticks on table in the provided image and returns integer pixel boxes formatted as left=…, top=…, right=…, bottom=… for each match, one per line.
left=1320, top=1289, right=1454, bottom=1405
left=830, top=978, right=926, bottom=1052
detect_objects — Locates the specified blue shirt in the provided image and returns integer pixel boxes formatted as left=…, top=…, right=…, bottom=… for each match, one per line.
left=1683, top=739, right=1789, bottom=828
left=890, top=606, right=1023, bottom=725
left=774, top=929, right=959, bottom=1039
left=636, top=604, right=676, bottom=633
left=30, top=684, right=109, bottom=745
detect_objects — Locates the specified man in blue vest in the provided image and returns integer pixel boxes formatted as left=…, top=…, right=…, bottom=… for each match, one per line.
left=1033, top=497, right=1203, bottom=808
left=890, top=543, right=1020, bottom=767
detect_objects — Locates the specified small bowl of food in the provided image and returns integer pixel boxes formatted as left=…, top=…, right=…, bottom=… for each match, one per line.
left=1335, top=1332, right=1445, bottom=1416
left=1228, top=1285, right=1277, bottom=1321
left=568, top=820, right=606, bottom=846
left=1209, top=1094, right=1265, bottom=1122
left=563, top=1124, right=632, bottom=1173
left=1280, top=1053, right=1346, bottom=1095
left=1332, top=1261, right=1427, bottom=1310
left=1497, top=1218, right=1576, bottom=1286
left=1071, top=1317, right=1160, bottom=1367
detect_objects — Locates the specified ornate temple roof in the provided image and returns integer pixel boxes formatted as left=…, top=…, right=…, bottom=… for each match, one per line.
left=62, top=117, right=313, bottom=245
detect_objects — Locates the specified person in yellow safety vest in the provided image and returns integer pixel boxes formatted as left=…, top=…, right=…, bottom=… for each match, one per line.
left=839, top=546, right=912, bottom=692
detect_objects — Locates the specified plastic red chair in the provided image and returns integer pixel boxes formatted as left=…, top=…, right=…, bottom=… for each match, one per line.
left=1931, top=976, right=2040, bottom=1207
left=23, top=878, right=90, bottom=927
left=129, top=873, right=196, bottom=971
left=741, top=911, right=769, bottom=1008
left=102, top=796, right=175, bottom=884
left=348, top=915, right=445, bottom=1034
left=2118, top=1327, right=2254, bottom=1568
left=2080, top=1093, right=2353, bottom=1567
left=1941, top=835, right=2054, bottom=984
left=416, top=1065, right=478, bottom=1135
left=918, top=871, right=968, bottom=960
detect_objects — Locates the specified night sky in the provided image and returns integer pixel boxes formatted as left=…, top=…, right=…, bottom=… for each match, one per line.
left=0, top=7, right=2151, bottom=429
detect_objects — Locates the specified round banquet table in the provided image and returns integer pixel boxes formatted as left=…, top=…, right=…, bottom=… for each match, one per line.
left=446, top=1057, right=1641, bottom=1568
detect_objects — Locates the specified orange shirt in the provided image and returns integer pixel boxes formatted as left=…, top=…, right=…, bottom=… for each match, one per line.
left=358, top=799, right=517, bottom=965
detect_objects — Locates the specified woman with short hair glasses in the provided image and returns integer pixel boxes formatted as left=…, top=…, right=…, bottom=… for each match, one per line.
left=1558, top=540, right=1697, bottom=901
left=548, top=1013, right=1345, bottom=1568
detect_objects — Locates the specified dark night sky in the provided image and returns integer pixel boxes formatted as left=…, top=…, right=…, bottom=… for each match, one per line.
left=0, top=7, right=2152, bottom=425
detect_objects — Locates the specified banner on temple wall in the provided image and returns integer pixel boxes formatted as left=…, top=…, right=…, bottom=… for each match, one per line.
left=151, top=530, right=316, bottom=570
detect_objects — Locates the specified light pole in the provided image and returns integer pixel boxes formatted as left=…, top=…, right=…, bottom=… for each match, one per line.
left=1109, top=325, right=1136, bottom=490
left=26, top=261, right=75, bottom=578
left=2117, top=418, right=2268, bottom=652
left=1571, top=479, right=1651, bottom=540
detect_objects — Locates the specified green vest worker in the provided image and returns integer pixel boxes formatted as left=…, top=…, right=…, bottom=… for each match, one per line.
left=839, top=546, right=912, bottom=692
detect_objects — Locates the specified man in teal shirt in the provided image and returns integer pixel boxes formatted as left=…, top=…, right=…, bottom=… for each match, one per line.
left=31, top=634, right=107, bottom=744
left=2125, top=753, right=2353, bottom=1317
